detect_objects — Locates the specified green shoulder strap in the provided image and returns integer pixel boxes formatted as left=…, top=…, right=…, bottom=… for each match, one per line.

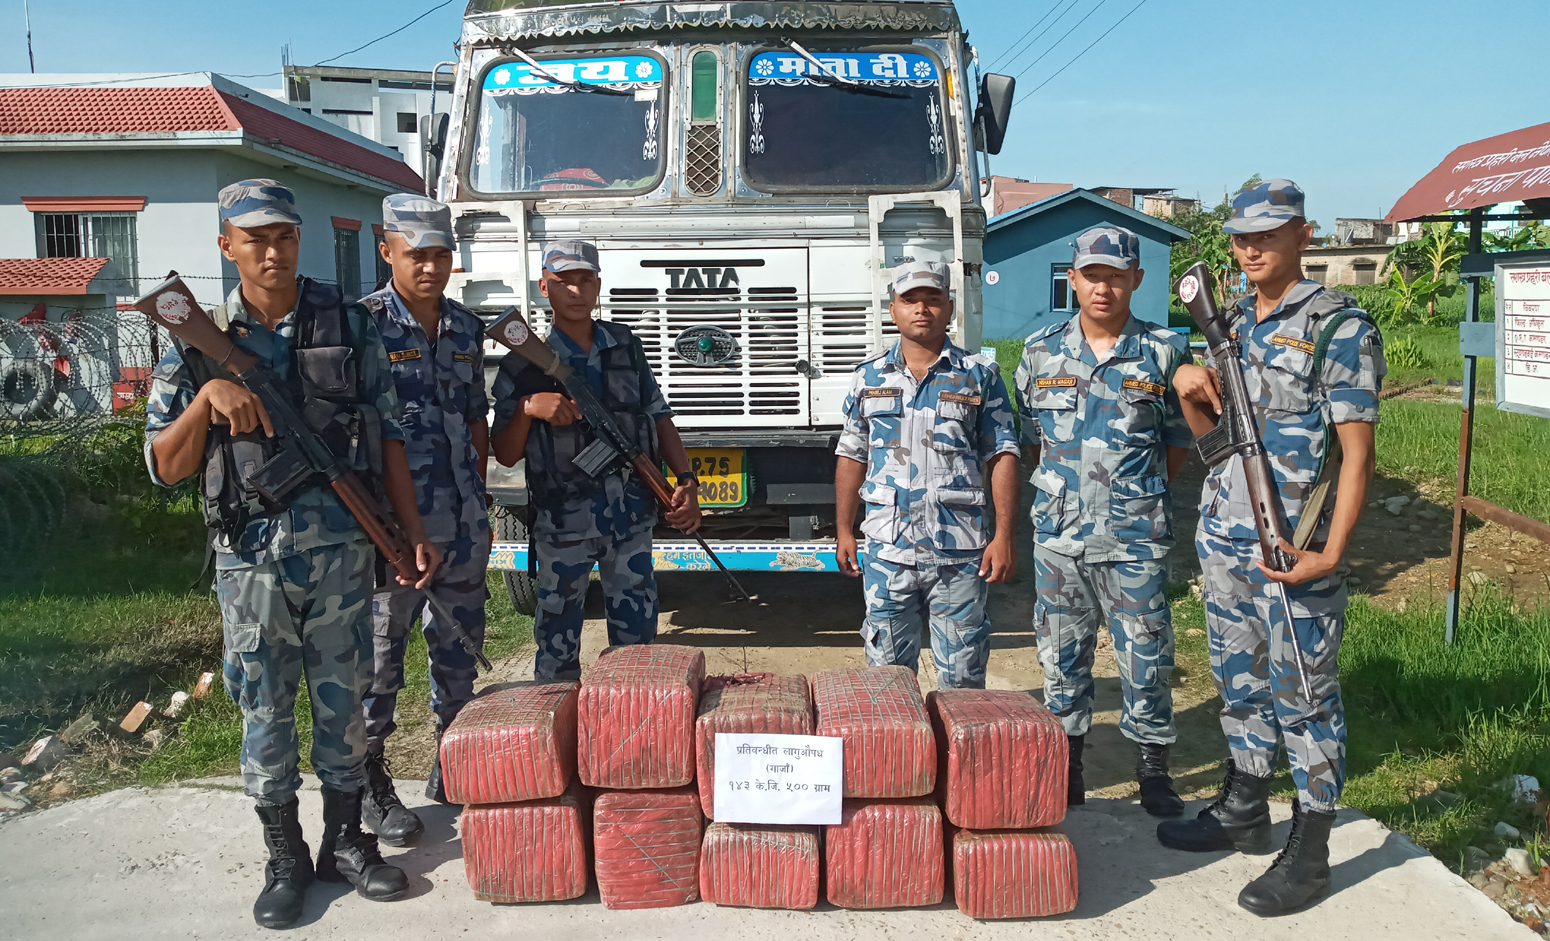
left=1290, top=305, right=1372, bottom=549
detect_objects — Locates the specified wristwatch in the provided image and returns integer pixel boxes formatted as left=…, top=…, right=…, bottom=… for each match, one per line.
left=675, top=470, right=700, bottom=488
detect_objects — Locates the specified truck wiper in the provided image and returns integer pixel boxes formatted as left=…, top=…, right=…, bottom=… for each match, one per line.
left=780, top=39, right=911, bottom=100
left=507, top=46, right=634, bottom=97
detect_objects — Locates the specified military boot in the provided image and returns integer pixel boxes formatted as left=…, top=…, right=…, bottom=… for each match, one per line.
left=1066, top=734, right=1086, bottom=807
left=252, top=799, right=313, bottom=929
left=1156, top=759, right=1274, bottom=853
left=1136, top=743, right=1186, bottom=817
left=362, top=749, right=424, bottom=847
left=425, top=729, right=451, bottom=805
left=1238, top=801, right=1336, bottom=915
left=315, top=787, right=409, bottom=901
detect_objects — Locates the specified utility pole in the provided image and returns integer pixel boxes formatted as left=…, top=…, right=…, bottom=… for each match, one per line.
left=24, top=0, right=36, bottom=73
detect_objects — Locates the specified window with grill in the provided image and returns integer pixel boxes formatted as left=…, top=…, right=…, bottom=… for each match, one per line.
left=35, top=212, right=139, bottom=295
left=684, top=50, right=722, bottom=196
left=335, top=227, right=362, bottom=301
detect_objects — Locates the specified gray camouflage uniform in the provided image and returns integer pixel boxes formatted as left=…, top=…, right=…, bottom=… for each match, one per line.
left=1013, top=225, right=1192, bottom=744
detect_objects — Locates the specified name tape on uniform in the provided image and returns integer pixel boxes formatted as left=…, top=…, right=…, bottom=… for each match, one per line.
left=388, top=348, right=422, bottom=363
left=714, top=732, right=844, bottom=825
left=860, top=387, right=901, bottom=398
left=1035, top=376, right=1078, bottom=388
left=1121, top=378, right=1167, bottom=396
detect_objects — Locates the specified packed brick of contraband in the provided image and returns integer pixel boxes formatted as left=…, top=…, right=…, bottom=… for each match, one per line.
left=441, top=681, right=579, bottom=804
left=699, top=822, right=820, bottom=910
left=580, top=645, right=706, bottom=789
left=812, top=666, right=935, bottom=798
left=459, top=779, right=590, bottom=903
left=928, top=689, right=1067, bottom=829
left=695, top=673, right=814, bottom=817
left=949, top=828, right=1079, bottom=919
left=825, top=797, right=944, bottom=909
left=593, top=786, right=703, bottom=909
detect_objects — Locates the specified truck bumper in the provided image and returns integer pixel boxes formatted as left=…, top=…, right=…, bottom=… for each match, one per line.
left=489, top=540, right=857, bottom=573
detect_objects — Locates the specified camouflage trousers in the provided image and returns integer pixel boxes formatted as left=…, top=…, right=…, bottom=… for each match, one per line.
left=533, top=525, right=657, bottom=681
left=217, top=540, right=373, bottom=806
left=862, top=553, right=990, bottom=690
left=1033, top=545, right=1176, bottom=744
left=1197, top=528, right=1347, bottom=812
left=363, top=525, right=491, bottom=748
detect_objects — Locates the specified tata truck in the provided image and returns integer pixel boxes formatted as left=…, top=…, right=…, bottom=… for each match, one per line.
left=427, top=0, right=1014, bottom=611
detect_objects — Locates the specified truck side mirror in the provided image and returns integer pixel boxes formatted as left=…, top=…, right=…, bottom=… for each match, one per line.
left=420, top=113, right=451, bottom=195
left=975, top=73, right=1015, bottom=155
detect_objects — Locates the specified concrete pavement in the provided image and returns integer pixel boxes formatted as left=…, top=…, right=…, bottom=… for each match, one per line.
left=0, top=779, right=1531, bottom=940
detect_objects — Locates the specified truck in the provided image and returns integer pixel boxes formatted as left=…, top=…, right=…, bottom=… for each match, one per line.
left=426, top=0, right=1015, bottom=613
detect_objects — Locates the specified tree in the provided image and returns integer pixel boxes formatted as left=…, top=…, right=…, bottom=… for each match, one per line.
left=1419, top=221, right=1464, bottom=324
left=1485, top=221, right=1550, bottom=252
left=1384, top=267, right=1444, bottom=326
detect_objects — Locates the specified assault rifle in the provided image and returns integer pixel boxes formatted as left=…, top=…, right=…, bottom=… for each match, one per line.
left=486, top=307, right=752, bottom=603
left=1174, top=261, right=1313, bottom=706
left=134, top=273, right=491, bottom=670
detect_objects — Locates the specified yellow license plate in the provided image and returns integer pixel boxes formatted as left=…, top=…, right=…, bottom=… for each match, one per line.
left=685, top=448, right=748, bottom=508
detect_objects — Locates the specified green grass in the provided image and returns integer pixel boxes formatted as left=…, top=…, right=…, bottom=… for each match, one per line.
left=1376, top=398, right=1550, bottom=522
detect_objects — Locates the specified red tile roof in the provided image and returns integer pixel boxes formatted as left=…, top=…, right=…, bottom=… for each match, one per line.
left=0, top=85, right=423, bottom=192
left=0, top=257, right=110, bottom=295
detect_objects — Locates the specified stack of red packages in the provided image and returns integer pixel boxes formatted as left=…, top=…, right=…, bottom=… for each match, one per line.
left=440, top=682, right=585, bottom=903
left=929, top=689, right=1078, bottom=918
left=813, top=667, right=942, bottom=909
left=694, top=673, right=818, bottom=909
left=582, top=645, right=708, bottom=909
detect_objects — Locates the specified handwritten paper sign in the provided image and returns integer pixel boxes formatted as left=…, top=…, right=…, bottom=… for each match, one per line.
left=713, top=733, right=844, bottom=825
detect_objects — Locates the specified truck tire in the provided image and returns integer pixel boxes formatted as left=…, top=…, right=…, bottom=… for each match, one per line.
left=492, top=504, right=539, bottom=617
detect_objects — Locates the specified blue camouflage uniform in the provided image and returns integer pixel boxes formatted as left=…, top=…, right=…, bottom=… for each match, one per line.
left=836, top=262, right=1020, bottom=689
left=362, top=194, right=491, bottom=747
left=143, top=179, right=404, bottom=806
left=490, top=240, right=672, bottom=681
left=1013, top=225, right=1192, bottom=746
left=1199, top=180, right=1387, bottom=813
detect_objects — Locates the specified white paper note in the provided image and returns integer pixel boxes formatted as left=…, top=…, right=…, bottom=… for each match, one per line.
left=713, top=732, right=844, bottom=825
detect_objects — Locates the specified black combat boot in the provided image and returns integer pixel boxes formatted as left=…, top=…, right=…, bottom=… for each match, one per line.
left=1136, top=743, right=1186, bottom=817
left=1156, top=759, right=1274, bottom=853
left=316, top=787, right=409, bottom=901
left=1237, top=801, right=1337, bottom=915
left=425, top=729, right=451, bottom=804
left=362, top=749, right=424, bottom=847
left=1066, top=734, right=1086, bottom=807
left=252, top=799, right=313, bottom=929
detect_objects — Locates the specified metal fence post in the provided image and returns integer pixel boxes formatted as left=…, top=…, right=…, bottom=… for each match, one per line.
left=1444, top=209, right=1484, bottom=644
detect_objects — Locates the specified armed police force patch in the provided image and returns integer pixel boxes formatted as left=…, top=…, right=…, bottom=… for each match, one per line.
left=1270, top=334, right=1317, bottom=354
left=1121, top=378, right=1166, bottom=396
left=453, top=352, right=476, bottom=363
left=939, top=391, right=981, bottom=405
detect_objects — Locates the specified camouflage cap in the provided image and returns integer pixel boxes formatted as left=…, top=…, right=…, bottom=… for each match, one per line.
left=1072, top=224, right=1140, bottom=270
left=541, top=239, right=601, bottom=273
left=382, top=193, right=455, bottom=250
left=890, top=260, right=951, bottom=296
left=218, top=179, right=301, bottom=229
left=1224, top=179, right=1306, bottom=234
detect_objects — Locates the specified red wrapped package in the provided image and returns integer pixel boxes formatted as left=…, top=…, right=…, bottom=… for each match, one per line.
left=459, top=778, right=590, bottom=903
left=695, top=673, right=814, bottom=818
left=928, top=689, right=1067, bottom=829
left=950, top=828, right=1079, bottom=919
left=441, top=681, right=578, bottom=805
left=699, top=822, right=820, bottom=910
left=593, top=786, right=703, bottom=909
left=812, top=667, right=935, bottom=798
left=579, top=645, right=706, bottom=789
left=825, top=797, right=943, bottom=909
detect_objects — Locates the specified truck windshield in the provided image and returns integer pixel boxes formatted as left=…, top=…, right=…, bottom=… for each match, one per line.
left=468, top=53, right=665, bottom=195
left=743, top=50, right=950, bottom=191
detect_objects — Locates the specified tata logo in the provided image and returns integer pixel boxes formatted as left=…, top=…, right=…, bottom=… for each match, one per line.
left=664, top=267, right=740, bottom=290
left=673, top=325, right=739, bottom=366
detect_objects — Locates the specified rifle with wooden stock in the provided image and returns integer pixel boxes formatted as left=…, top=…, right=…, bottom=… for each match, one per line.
left=134, top=272, right=491, bottom=671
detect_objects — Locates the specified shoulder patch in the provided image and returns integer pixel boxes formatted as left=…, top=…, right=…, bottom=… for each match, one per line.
left=388, top=348, right=422, bottom=363
left=939, top=390, right=981, bottom=405
left=1122, top=377, right=1166, bottom=396
left=860, top=387, right=901, bottom=398
left=359, top=293, right=388, bottom=314
left=1035, top=376, right=1077, bottom=389
left=1270, top=333, right=1317, bottom=354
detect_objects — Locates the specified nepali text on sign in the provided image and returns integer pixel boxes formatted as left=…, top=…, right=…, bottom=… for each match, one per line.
left=713, top=732, right=844, bottom=825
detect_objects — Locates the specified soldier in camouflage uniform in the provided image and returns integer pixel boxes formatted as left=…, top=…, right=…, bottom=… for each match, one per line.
left=835, top=262, right=1020, bottom=689
left=491, top=240, right=703, bottom=681
left=145, top=181, right=434, bottom=927
left=1013, top=225, right=1193, bottom=816
left=1156, top=180, right=1386, bottom=916
left=359, top=194, right=491, bottom=841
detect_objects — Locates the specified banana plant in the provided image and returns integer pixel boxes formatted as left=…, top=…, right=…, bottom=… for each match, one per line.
left=1384, top=267, right=1444, bottom=326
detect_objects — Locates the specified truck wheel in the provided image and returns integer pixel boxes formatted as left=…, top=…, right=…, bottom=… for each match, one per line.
left=492, top=505, right=539, bottom=617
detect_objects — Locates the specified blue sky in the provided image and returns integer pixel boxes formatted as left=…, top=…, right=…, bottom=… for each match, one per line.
left=3, top=0, right=1546, bottom=226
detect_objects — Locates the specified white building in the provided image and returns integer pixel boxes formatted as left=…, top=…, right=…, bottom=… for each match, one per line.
left=270, top=65, right=454, bottom=184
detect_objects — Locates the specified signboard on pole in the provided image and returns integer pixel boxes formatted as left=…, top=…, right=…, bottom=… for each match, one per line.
left=1495, top=262, right=1550, bottom=419
left=713, top=733, right=843, bottom=825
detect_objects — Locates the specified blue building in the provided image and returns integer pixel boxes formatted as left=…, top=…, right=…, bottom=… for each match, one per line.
left=982, top=188, right=1190, bottom=341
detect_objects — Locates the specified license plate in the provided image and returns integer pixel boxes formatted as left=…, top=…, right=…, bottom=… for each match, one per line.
left=685, top=448, right=748, bottom=508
